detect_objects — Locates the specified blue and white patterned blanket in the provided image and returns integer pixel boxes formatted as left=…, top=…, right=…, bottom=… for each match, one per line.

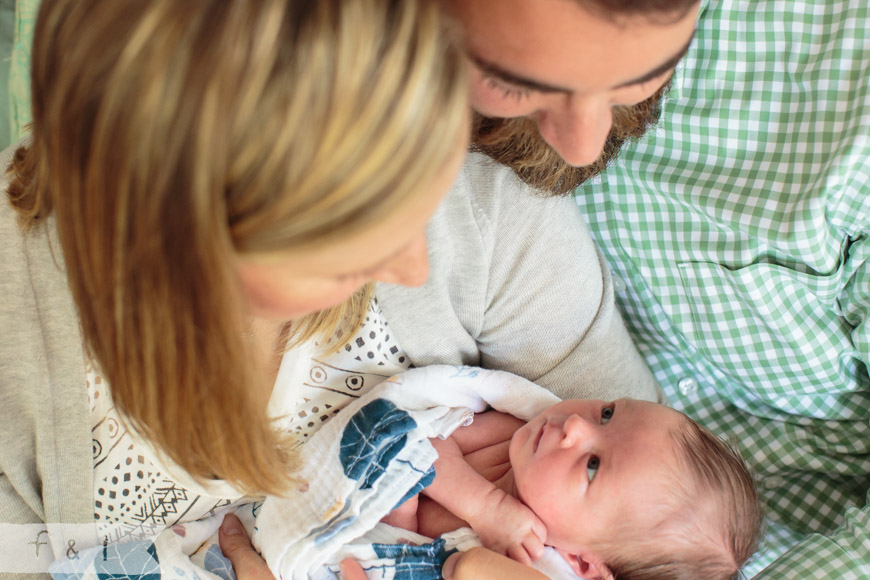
left=254, top=365, right=560, bottom=580
left=51, top=365, right=580, bottom=580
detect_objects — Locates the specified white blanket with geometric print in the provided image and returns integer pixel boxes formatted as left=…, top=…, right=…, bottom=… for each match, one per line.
left=253, top=364, right=561, bottom=580
left=50, top=365, right=584, bottom=580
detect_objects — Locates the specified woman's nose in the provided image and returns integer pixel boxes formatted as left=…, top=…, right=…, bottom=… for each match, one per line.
left=369, top=235, right=429, bottom=287
left=559, top=414, right=597, bottom=449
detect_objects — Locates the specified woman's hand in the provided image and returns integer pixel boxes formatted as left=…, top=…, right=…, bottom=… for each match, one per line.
left=442, top=547, right=550, bottom=580
left=220, top=513, right=373, bottom=580
left=219, top=513, right=275, bottom=580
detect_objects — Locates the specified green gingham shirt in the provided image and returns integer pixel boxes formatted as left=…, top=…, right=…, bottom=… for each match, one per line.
left=576, top=0, right=870, bottom=577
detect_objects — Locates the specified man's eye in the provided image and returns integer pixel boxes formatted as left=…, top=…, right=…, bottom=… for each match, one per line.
left=600, top=405, right=614, bottom=424
left=587, top=456, right=600, bottom=482
left=482, top=73, right=532, bottom=102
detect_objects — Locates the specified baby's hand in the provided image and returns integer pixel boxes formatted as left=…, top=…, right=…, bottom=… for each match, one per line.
left=469, top=489, right=547, bottom=566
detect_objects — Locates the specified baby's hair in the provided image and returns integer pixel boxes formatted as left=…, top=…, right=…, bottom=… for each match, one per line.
left=603, top=414, right=763, bottom=580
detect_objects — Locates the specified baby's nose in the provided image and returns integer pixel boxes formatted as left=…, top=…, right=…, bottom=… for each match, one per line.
left=559, top=414, right=596, bottom=448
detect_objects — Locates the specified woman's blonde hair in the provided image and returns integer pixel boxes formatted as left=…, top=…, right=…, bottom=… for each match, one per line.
left=8, top=0, right=467, bottom=495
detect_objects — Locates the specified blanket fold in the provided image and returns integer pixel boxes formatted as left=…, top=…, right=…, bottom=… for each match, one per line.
left=49, top=365, right=574, bottom=580
left=254, top=365, right=560, bottom=580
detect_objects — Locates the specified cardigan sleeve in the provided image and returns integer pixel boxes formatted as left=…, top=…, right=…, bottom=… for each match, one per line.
left=0, top=143, right=93, bottom=576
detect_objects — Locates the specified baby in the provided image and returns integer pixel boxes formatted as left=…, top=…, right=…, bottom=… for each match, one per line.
left=383, top=398, right=763, bottom=580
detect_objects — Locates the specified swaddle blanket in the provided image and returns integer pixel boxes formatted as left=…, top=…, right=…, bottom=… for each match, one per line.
left=50, top=365, right=577, bottom=580
left=254, top=364, right=561, bottom=580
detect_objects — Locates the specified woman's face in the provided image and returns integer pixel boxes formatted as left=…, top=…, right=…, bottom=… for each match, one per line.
left=236, top=145, right=466, bottom=321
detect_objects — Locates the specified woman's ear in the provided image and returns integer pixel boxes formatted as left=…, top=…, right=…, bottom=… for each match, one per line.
left=555, top=548, right=613, bottom=580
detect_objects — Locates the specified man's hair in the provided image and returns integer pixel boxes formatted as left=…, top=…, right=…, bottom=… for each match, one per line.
left=601, top=416, right=764, bottom=580
left=471, top=83, right=669, bottom=195
left=7, top=0, right=467, bottom=495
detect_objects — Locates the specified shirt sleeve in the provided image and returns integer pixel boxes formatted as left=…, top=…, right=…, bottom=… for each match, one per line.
left=753, top=496, right=870, bottom=580
left=0, top=472, right=53, bottom=580
left=377, top=154, right=663, bottom=404
left=753, top=237, right=870, bottom=579
left=468, top=161, right=663, bottom=403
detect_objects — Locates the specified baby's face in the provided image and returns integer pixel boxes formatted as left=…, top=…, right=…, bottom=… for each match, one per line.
left=509, top=398, right=685, bottom=554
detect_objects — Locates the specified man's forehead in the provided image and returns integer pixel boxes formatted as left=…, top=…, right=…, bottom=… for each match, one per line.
left=452, top=0, right=699, bottom=95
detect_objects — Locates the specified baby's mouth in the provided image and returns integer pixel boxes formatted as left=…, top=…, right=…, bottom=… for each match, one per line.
left=533, top=420, right=546, bottom=452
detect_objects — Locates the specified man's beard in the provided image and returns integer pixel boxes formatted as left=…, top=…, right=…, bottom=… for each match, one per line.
left=471, top=79, right=670, bottom=196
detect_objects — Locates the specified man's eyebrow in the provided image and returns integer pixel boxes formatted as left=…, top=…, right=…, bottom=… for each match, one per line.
left=613, top=33, right=695, bottom=89
left=471, top=31, right=696, bottom=95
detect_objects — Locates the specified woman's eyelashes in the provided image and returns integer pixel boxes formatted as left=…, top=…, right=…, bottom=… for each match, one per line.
left=335, top=271, right=366, bottom=283
left=335, top=261, right=384, bottom=283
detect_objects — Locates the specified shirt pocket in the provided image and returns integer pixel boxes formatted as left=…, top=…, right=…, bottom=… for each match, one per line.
left=676, top=260, right=862, bottom=399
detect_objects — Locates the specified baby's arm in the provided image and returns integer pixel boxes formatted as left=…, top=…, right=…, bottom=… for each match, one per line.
left=422, top=413, right=547, bottom=565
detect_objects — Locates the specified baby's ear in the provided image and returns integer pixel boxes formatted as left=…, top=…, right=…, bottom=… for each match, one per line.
left=555, top=548, right=613, bottom=580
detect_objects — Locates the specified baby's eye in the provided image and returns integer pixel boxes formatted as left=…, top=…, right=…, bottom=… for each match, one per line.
left=587, top=456, right=600, bottom=482
left=600, top=405, right=614, bottom=424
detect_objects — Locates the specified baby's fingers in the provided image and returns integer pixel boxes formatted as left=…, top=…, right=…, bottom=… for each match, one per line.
left=507, top=543, right=533, bottom=566
left=531, top=517, right=547, bottom=544
left=522, top=534, right=546, bottom=562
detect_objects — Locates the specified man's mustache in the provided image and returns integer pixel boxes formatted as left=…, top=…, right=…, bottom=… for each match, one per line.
left=471, top=79, right=672, bottom=196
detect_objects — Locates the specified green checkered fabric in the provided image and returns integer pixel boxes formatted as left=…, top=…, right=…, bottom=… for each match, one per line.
left=576, top=0, right=870, bottom=577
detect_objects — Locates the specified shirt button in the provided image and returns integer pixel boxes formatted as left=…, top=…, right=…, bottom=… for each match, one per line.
left=764, top=477, right=786, bottom=490
left=678, top=377, right=699, bottom=395
left=611, top=275, right=627, bottom=294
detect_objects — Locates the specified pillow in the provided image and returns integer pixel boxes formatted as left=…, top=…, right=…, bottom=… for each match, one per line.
left=9, top=0, right=39, bottom=142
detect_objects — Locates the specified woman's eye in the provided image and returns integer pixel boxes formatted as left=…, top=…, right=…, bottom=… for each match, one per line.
left=587, top=456, right=600, bottom=482
left=600, top=405, right=614, bottom=424
left=336, top=266, right=377, bottom=283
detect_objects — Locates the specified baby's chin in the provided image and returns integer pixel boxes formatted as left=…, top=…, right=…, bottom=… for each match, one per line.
left=506, top=419, right=534, bottom=465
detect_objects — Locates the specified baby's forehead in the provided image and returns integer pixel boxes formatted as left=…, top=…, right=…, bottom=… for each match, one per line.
left=617, top=419, right=693, bottom=497
left=614, top=463, right=689, bottom=531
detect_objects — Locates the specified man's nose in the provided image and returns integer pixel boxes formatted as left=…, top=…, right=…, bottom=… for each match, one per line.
left=369, top=235, right=429, bottom=288
left=535, top=96, right=613, bottom=168
left=559, top=414, right=598, bottom=449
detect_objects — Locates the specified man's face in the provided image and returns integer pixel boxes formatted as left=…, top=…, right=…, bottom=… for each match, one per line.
left=445, top=0, right=699, bottom=167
